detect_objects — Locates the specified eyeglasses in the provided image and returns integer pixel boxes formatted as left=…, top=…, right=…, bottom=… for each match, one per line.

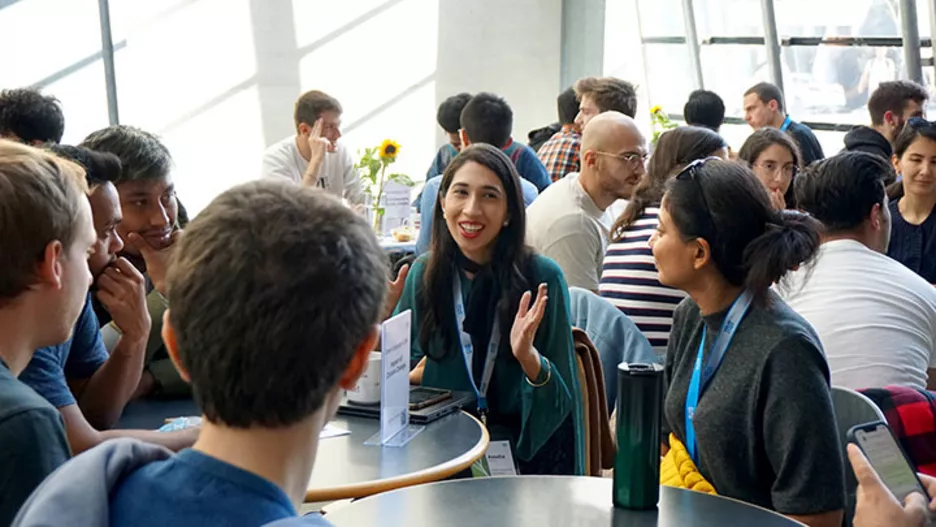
left=594, top=150, right=649, bottom=168
left=673, top=157, right=722, bottom=239
left=752, top=162, right=798, bottom=179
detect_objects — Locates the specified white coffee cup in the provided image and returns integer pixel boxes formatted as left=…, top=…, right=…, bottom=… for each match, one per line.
left=347, top=351, right=382, bottom=404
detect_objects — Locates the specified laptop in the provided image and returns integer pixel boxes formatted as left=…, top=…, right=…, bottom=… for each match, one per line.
left=338, top=388, right=475, bottom=424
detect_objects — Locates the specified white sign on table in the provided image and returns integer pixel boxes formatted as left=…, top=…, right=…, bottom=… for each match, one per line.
left=379, top=181, right=412, bottom=236
left=365, top=309, right=424, bottom=447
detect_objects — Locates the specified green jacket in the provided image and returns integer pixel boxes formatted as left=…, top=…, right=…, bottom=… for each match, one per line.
left=395, top=254, right=585, bottom=474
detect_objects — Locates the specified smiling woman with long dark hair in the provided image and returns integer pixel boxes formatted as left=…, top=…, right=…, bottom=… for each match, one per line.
left=393, top=144, right=585, bottom=475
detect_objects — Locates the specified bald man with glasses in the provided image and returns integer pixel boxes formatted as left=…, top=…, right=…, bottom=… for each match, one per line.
left=526, top=112, right=647, bottom=291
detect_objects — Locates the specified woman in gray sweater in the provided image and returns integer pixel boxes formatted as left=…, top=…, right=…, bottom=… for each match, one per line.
left=649, top=158, right=845, bottom=527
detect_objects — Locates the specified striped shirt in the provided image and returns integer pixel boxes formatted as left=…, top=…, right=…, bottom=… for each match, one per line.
left=598, top=207, right=686, bottom=353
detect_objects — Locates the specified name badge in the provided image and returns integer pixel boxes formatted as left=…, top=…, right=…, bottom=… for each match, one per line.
left=483, top=440, right=518, bottom=476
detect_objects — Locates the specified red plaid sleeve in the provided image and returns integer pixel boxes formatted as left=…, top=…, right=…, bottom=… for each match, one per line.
left=860, top=386, right=936, bottom=476
left=537, top=129, right=581, bottom=182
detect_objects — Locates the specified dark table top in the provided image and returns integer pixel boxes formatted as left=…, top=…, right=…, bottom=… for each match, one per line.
left=114, top=398, right=200, bottom=430
left=114, top=399, right=489, bottom=502
left=324, top=476, right=806, bottom=527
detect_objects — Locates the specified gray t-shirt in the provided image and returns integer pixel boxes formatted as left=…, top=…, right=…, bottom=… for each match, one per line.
left=0, top=360, right=70, bottom=525
left=663, top=292, right=845, bottom=515
left=525, top=173, right=613, bottom=291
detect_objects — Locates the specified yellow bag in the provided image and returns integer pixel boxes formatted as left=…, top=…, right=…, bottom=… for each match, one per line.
left=660, top=433, right=717, bottom=494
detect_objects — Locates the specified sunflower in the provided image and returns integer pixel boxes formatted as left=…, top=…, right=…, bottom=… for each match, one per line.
left=379, top=139, right=401, bottom=160
left=650, top=105, right=663, bottom=115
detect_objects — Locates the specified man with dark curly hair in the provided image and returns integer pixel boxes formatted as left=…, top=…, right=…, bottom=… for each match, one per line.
left=0, top=88, right=65, bottom=145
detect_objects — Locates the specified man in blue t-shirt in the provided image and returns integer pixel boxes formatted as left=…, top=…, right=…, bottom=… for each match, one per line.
left=14, top=181, right=388, bottom=527
left=415, top=92, right=548, bottom=253
left=19, top=144, right=196, bottom=457
left=457, top=92, right=551, bottom=192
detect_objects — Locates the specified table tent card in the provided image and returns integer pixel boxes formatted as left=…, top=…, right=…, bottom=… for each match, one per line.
left=365, top=309, right=424, bottom=447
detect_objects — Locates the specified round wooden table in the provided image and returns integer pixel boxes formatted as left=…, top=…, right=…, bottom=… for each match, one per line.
left=306, top=412, right=488, bottom=502
left=323, top=476, right=806, bottom=526
left=115, top=400, right=489, bottom=502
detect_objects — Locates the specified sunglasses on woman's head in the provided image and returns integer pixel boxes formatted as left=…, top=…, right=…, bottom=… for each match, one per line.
left=673, top=157, right=723, bottom=239
left=906, top=117, right=936, bottom=129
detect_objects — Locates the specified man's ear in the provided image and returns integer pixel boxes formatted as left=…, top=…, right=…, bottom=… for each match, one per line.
left=162, top=310, right=191, bottom=383
left=297, top=122, right=312, bottom=136
left=882, top=110, right=896, bottom=128
left=869, top=202, right=884, bottom=231
left=339, top=325, right=380, bottom=390
left=459, top=129, right=471, bottom=148
left=36, top=240, right=65, bottom=290
left=581, top=149, right=598, bottom=169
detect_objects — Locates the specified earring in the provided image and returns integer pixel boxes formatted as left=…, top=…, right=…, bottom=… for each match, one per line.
left=503, top=220, right=509, bottom=226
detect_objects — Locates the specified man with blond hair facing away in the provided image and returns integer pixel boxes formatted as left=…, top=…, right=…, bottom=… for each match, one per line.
left=0, top=140, right=97, bottom=524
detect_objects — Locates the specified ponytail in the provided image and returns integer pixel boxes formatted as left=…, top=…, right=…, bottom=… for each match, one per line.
left=742, top=210, right=820, bottom=298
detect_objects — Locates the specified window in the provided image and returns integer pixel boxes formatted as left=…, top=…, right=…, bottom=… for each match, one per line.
left=0, top=0, right=109, bottom=143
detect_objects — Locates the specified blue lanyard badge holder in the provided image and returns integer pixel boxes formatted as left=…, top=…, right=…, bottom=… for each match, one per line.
left=684, top=290, right=753, bottom=464
left=453, top=275, right=501, bottom=426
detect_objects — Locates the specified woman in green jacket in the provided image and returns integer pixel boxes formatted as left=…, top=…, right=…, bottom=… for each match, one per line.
left=394, top=144, right=585, bottom=475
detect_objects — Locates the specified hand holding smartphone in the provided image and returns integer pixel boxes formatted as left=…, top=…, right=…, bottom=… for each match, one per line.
left=848, top=421, right=931, bottom=504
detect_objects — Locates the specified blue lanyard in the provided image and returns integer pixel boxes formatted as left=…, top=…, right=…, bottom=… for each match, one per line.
left=779, top=115, right=792, bottom=132
left=452, top=272, right=501, bottom=420
left=684, top=290, right=754, bottom=464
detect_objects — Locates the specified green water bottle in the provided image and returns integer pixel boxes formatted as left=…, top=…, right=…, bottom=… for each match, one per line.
left=613, top=362, right=663, bottom=510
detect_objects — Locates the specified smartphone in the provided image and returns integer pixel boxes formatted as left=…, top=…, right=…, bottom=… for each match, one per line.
left=409, top=387, right=452, bottom=410
left=848, top=421, right=931, bottom=503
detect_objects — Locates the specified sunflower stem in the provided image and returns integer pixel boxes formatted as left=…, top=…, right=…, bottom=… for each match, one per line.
left=373, top=161, right=388, bottom=232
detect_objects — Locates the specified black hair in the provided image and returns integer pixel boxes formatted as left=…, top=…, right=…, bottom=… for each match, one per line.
left=420, top=144, right=533, bottom=357
left=612, top=126, right=726, bottom=240
left=46, top=144, right=122, bottom=187
left=738, top=128, right=803, bottom=208
left=557, top=87, right=579, bottom=125
left=0, top=88, right=65, bottom=144
left=664, top=159, right=819, bottom=302
left=460, top=93, right=513, bottom=147
left=894, top=118, right=936, bottom=159
left=744, top=82, right=785, bottom=112
left=166, top=181, right=387, bottom=427
left=683, top=90, right=726, bottom=132
left=868, top=81, right=928, bottom=126
left=891, top=119, right=936, bottom=200
left=795, top=152, right=892, bottom=233
left=738, top=128, right=803, bottom=169
left=80, top=125, right=172, bottom=183
left=437, top=93, right=472, bottom=133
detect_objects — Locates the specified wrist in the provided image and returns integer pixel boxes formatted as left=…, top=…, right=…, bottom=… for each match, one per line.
left=114, top=330, right=148, bottom=355
left=517, top=347, right=542, bottom=380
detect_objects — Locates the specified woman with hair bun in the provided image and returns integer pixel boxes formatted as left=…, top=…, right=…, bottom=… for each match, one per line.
left=650, top=158, right=845, bottom=526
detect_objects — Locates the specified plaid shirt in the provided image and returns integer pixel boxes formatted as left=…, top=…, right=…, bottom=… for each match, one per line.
left=861, top=386, right=936, bottom=476
left=537, top=124, right=581, bottom=182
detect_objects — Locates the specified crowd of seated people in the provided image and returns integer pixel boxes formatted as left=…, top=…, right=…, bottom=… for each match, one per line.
left=2, top=67, right=936, bottom=527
